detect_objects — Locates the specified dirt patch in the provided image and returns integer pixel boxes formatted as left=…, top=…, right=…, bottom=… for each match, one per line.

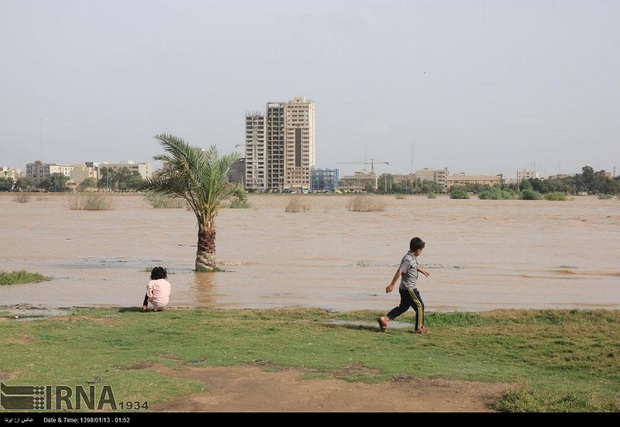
left=0, top=304, right=71, bottom=321
left=147, top=364, right=512, bottom=412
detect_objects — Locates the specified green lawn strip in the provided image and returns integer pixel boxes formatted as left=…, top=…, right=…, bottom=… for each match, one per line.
left=0, top=307, right=617, bottom=412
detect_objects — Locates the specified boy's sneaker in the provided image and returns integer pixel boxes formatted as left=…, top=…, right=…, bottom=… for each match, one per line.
left=414, top=327, right=428, bottom=334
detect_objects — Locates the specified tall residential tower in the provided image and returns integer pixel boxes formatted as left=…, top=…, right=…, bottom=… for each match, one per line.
left=243, top=112, right=266, bottom=192
left=245, top=96, right=315, bottom=192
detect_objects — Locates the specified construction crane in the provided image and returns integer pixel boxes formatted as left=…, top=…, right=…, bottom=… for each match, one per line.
left=337, top=159, right=389, bottom=190
left=337, top=159, right=389, bottom=175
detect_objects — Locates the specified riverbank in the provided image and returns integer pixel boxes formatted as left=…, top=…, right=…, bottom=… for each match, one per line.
left=1, top=306, right=618, bottom=412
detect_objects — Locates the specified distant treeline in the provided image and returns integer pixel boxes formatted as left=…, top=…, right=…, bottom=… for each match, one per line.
left=376, top=165, right=620, bottom=196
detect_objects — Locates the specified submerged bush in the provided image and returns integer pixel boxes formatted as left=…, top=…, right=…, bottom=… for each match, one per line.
left=285, top=196, right=310, bottom=212
left=449, top=188, right=470, bottom=199
left=520, top=189, right=543, bottom=200
left=544, top=192, right=568, bottom=201
left=479, top=187, right=516, bottom=200
left=11, top=193, right=31, bottom=203
left=143, top=191, right=186, bottom=208
left=229, top=194, right=251, bottom=209
left=346, top=195, right=386, bottom=212
left=66, top=192, right=114, bottom=210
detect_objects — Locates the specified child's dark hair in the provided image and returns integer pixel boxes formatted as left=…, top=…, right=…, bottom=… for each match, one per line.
left=409, top=237, right=426, bottom=252
left=151, top=266, right=167, bottom=280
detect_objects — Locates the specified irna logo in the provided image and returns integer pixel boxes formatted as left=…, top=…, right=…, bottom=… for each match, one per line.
left=0, top=382, right=117, bottom=411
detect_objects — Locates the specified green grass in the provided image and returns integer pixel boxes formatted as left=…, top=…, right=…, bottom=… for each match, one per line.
left=0, top=307, right=618, bottom=412
left=0, top=270, right=52, bottom=285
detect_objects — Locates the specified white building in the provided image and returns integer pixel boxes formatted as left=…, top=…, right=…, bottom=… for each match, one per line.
left=0, top=166, right=22, bottom=181
left=516, top=169, right=539, bottom=181
left=97, top=161, right=153, bottom=180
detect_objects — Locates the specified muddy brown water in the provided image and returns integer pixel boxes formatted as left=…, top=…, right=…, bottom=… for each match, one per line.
left=1, top=193, right=618, bottom=313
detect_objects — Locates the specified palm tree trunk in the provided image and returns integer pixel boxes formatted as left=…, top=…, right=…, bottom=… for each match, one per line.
left=195, top=223, right=216, bottom=271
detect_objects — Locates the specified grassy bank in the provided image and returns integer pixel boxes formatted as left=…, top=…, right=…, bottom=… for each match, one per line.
left=0, top=307, right=618, bottom=412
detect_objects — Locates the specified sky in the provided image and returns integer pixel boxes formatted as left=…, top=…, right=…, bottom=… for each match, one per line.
left=1, top=0, right=619, bottom=179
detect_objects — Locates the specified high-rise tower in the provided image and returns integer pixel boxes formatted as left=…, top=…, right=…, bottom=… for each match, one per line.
left=283, top=96, right=315, bottom=192
left=243, top=113, right=266, bottom=191
left=244, top=97, right=315, bottom=192
left=255, top=96, right=314, bottom=192
left=265, top=101, right=286, bottom=191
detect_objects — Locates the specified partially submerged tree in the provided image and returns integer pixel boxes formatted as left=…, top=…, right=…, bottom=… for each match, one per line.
left=140, top=134, right=242, bottom=271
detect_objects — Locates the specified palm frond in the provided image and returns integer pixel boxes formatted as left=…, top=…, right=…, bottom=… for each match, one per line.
left=141, top=134, right=241, bottom=220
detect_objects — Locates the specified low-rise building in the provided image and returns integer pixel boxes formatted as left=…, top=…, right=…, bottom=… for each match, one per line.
left=26, top=161, right=73, bottom=184
left=516, top=169, right=539, bottom=181
left=71, top=163, right=99, bottom=184
left=338, top=171, right=377, bottom=192
left=0, top=166, right=22, bottom=181
left=97, top=161, right=153, bottom=180
left=415, top=168, right=449, bottom=191
left=311, top=168, right=338, bottom=192
left=446, top=173, right=503, bottom=189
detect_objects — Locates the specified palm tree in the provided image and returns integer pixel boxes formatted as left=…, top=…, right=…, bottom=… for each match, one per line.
left=140, top=133, right=243, bottom=271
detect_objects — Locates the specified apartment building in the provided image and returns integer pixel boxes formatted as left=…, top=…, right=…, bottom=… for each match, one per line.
left=246, top=97, right=315, bottom=192
left=415, top=167, right=449, bottom=191
left=26, top=161, right=73, bottom=183
left=0, top=166, right=21, bottom=181
left=71, top=163, right=99, bottom=184
left=446, top=172, right=503, bottom=189
left=243, top=113, right=266, bottom=191
left=283, top=96, right=315, bottom=192
left=97, top=161, right=153, bottom=180
left=516, top=169, right=539, bottom=181
left=265, top=101, right=285, bottom=191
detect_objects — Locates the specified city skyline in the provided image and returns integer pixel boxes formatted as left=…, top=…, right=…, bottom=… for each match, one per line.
left=1, top=1, right=618, bottom=179
left=6, top=154, right=603, bottom=182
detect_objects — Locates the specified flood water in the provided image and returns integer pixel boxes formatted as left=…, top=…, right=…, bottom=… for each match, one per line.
left=1, top=193, right=618, bottom=313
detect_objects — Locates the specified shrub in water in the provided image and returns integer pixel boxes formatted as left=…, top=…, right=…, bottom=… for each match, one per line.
left=285, top=196, right=310, bottom=212
left=67, top=193, right=114, bottom=210
left=346, top=195, right=386, bottom=212
left=450, top=188, right=469, bottom=199
left=143, top=191, right=186, bottom=208
left=544, top=192, right=568, bottom=201
left=520, top=189, right=543, bottom=200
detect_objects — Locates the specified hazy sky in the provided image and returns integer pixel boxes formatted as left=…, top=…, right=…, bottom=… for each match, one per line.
left=2, top=0, right=618, bottom=179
